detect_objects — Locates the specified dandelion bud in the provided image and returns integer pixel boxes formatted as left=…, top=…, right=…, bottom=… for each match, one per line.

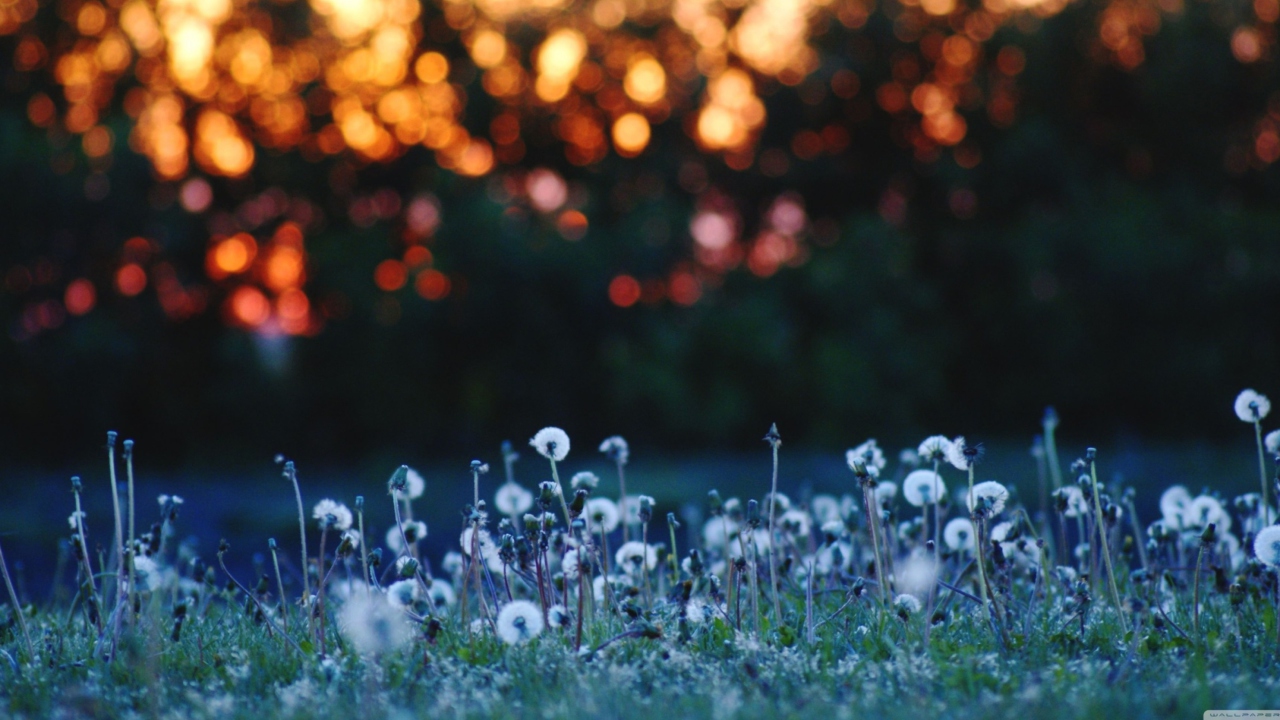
left=707, top=490, right=724, bottom=516
left=746, top=499, right=760, bottom=528
left=687, top=549, right=703, bottom=576
left=638, top=496, right=654, bottom=523
left=106, top=430, right=117, bottom=448
left=1043, top=406, right=1059, bottom=429
left=1070, top=459, right=1088, bottom=475
left=219, top=538, right=230, bottom=554
left=471, top=460, right=490, bottom=474
left=538, top=482, right=559, bottom=508
left=1085, top=447, right=1097, bottom=463
left=523, top=513, right=540, bottom=534
left=268, top=538, right=277, bottom=551
left=763, top=423, right=781, bottom=447
left=355, top=496, right=364, bottom=511
left=570, top=489, right=588, bottom=517
left=397, top=557, right=419, bottom=579
left=388, top=465, right=409, bottom=494
left=122, top=439, right=134, bottom=459
left=667, top=512, right=680, bottom=529
left=1201, top=522, right=1217, bottom=545
left=369, top=548, right=383, bottom=569
left=925, top=539, right=935, bottom=553
left=71, top=475, right=82, bottom=492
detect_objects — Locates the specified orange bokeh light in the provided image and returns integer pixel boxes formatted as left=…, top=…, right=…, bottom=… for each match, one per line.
left=207, top=233, right=258, bottom=278
left=115, top=263, right=147, bottom=296
left=608, top=274, right=641, bottom=307
left=228, top=285, right=271, bottom=327
left=414, top=268, right=450, bottom=299
left=374, top=259, right=408, bottom=291
left=64, top=278, right=97, bottom=315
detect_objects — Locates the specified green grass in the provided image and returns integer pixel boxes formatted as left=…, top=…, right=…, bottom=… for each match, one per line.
left=2, top=432, right=1280, bottom=719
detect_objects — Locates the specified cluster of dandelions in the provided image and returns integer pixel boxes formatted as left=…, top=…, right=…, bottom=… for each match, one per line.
left=14, top=386, right=1280, bottom=670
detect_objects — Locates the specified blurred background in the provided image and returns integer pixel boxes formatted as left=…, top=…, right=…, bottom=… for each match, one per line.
left=1, top=0, right=1279, bottom=583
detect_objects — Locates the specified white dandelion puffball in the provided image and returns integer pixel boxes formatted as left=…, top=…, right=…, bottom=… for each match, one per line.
left=339, top=594, right=414, bottom=656
left=846, top=439, right=886, bottom=477
left=702, top=517, right=739, bottom=549
left=586, top=497, right=621, bottom=533
left=615, top=541, right=658, bottom=573
left=967, top=481, right=1009, bottom=516
left=1187, top=495, right=1231, bottom=532
left=873, top=482, right=898, bottom=506
left=598, top=435, right=630, bottom=465
left=1160, top=485, right=1192, bottom=529
left=312, top=499, right=353, bottom=531
left=1266, top=429, right=1280, bottom=455
left=393, top=468, right=425, bottom=500
left=67, top=511, right=86, bottom=530
left=460, top=527, right=496, bottom=559
left=530, top=427, right=570, bottom=461
left=1058, top=485, right=1088, bottom=518
left=779, top=508, right=812, bottom=537
left=386, top=579, right=421, bottom=608
left=497, top=600, right=545, bottom=645
left=810, top=495, right=841, bottom=524
left=386, top=521, right=428, bottom=553
left=1235, top=389, right=1272, bottom=422
left=561, top=548, right=582, bottom=581
left=547, top=604, right=570, bottom=629
left=495, top=481, right=534, bottom=516
left=1254, top=526, right=1280, bottom=567
left=917, top=435, right=954, bottom=462
left=131, top=555, right=160, bottom=592
left=903, top=470, right=947, bottom=507
left=896, top=553, right=938, bottom=597
left=428, top=579, right=456, bottom=609
left=571, top=471, right=600, bottom=491
left=893, top=594, right=922, bottom=614
left=946, top=437, right=975, bottom=471
left=944, top=518, right=976, bottom=552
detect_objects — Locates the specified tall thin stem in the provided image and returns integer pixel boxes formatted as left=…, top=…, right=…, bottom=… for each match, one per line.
left=766, top=435, right=783, bottom=626
left=1088, top=454, right=1127, bottom=633
left=284, top=462, right=311, bottom=640
left=968, top=467, right=997, bottom=640
left=269, top=539, right=288, bottom=631
left=123, top=440, right=137, bottom=623
left=864, top=482, right=888, bottom=604
left=316, top=526, right=329, bottom=656
left=1256, top=421, right=1272, bottom=526
left=106, top=432, right=123, bottom=604
left=0, top=539, right=35, bottom=662
left=616, top=459, right=629, bottom=544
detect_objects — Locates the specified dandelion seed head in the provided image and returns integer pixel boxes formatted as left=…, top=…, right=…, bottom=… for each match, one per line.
left=599, top=435, right=630, bottom=465
left=67, top=511, right=86, bottom=530
left=386, top=579, right=420, bottom=608
left=1160, top=485, right=1193, bottom=529
left=966, top=481, right=1008, bottom=517
left=846, top=439, right=886, bottom=477
left=903, top=469, right=947, bottom=507
left=893, top=594, right=922, bottom=614
left=338, top=593, right=413, bottom=656
left=494, top=481, right=534, bottom=516
left=497, top=600, right=545, bottom=644
left=312, top=499, right=353, bottom=531
left=428, top=579, right=456, bottom=609
left=944, top=517, right=975, bottom=551
left=389, top=468, right=425, bottom=500
left=1235, top=389, right=1271, bottom=422
left=131, top=555, right=160, bottom=591
left=779, top=508, right=812, bottom=537
left=1055, top=485, right=1088, bottom=518
left=387, top=521, right=427, bottom=553
left=615, top=540, right=658, bottom=573
left=587, top=497, right=621, bottom=533
left=1187, top=495, right=1231, bottom=533
left=897, top=553, right=938, bottom=597
left=946, top=436, right=978, bottom=471
left=547, top=604, right=570, bottom=628
left=1253, top=525, right=1280, bottom=567
left=530, top=427, right=571, bottom=462
left=570, top=471, right=600, bottom=492
left=917, top=436, right=954, bottom=463
left=810, top=494, right=841, bottom=524
left=1266, top=429, right=1280, bottom=455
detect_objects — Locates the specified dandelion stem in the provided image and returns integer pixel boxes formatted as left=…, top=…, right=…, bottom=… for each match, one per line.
left=124, top=441, right=137, bottom=627
left=615, top=458, right=629, bottom=545
left=641, top=521, right=652, bottom=611
left=71, top=481, right=104, bottom=634
left=1193, top=542, right=1204, bottom=644
left=766, top=436, right=783, bottom=628
left=0, top=538, right=35, bottom=662
left=1256, top=421, right=1272, bottom=526
left=317, top=525, right=329, bottom=655
left=269, top=540, right=288, bottom=632
left=357, top=505, right=370, bottom=598
left=216, top=548, right=304, bottom=656
left=1088, top=455, right=1128, bottom=633
left=968, top=466, right=1000, bottom=644
left=284, top=462, right=312, bottom=641
left=549, top=459, right=573, bottom=534
left=1044, top=415, right=1063, bottom=491
left=864, top=482, right=888, bottom=605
